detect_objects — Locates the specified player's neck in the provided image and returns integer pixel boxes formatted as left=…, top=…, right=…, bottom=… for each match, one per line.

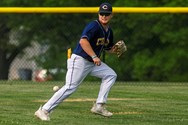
left=102, top=24, right=109, bottom=32
left=97, top=19, right=109, bottom=32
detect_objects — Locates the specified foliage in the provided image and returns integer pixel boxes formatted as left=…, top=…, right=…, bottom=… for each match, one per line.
left=109, top=0, right=188, bottom=81
left=0, top=0, right=187, bottom=81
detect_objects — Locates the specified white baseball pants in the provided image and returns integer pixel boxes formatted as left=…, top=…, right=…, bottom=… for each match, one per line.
left=42, top=54, right=117, bottom=112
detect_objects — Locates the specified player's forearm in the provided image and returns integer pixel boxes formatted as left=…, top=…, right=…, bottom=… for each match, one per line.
left=79, top=38, right=96, bottom=57
left=107, top=48, right=115, bottom=54
left=106, top=46, right=117, bottom=54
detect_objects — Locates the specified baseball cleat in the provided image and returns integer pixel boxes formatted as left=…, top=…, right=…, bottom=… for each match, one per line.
left=91, top=103, right=113, bottom=117
left=34, top=106, right=50, bottom=121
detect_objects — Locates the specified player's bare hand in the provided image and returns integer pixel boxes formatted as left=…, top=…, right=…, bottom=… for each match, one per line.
left=93, top=57, right=101, bottom=66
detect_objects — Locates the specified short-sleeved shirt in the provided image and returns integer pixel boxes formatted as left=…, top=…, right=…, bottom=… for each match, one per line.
left=73, top=20, right=114, bottom=62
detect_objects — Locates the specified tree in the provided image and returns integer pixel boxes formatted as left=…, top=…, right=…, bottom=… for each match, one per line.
left=0, top=14, right=36, bottom=79
left=111, top=0, right=188, bottom=81
left=0, top=0, right=187, bottom=81
left=0, top=0, right=115, bottom=80
left=0, top=15, right=11, bottom=79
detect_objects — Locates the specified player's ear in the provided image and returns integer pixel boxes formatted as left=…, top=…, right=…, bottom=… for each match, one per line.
left=110, top=13, right=113, bottom=18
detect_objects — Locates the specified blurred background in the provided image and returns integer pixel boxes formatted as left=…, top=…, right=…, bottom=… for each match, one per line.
left=0, top=0, right=187, bottom=82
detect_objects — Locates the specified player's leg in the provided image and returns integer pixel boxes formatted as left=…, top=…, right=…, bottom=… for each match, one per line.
left=42, top=54, right=93, bottom=112
left=90, top=62, right=117, bottom=103
left=90, top=62, right=117, bottom=116
left=35, top=54, right=93, bottom=120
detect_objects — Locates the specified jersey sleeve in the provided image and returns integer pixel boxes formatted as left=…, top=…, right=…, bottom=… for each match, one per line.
left=81, top=21, right=98, bottom=42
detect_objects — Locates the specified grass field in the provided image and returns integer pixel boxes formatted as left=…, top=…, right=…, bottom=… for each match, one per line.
left=0, top=81, right=187, bottom=125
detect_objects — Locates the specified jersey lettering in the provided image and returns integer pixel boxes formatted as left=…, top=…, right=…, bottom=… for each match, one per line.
left=96, top=38, right=109, bottom=46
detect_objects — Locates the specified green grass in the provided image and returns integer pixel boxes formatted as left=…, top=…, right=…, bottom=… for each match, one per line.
left=0, top=81, right=188, bottom=125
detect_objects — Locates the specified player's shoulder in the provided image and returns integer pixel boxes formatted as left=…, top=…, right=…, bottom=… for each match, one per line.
left=86, top=20, right=100, bottom=28
left=88, top=20, right=99, bottom=25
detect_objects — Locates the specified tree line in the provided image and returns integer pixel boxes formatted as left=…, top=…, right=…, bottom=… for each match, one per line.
left=0, top=0, right=187, bottom=81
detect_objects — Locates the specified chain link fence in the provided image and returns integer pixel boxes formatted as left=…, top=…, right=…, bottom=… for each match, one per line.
left=1, top=13, right=187, bottom=82
left=7, top=14, right=96, bottom=82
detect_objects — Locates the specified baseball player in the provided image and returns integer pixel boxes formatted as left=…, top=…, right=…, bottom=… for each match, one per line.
left=35, top=2, right=126, bottom=121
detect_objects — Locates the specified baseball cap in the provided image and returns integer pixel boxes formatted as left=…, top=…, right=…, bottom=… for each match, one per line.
left=99, top=3, right=112, bottom=14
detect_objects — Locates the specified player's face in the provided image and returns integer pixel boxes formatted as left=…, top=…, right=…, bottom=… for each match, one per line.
left=98, top=13, right=113, bottom=25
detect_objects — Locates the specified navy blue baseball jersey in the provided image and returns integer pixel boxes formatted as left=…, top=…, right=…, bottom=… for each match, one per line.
left=73, top=20, right=114, bottom=62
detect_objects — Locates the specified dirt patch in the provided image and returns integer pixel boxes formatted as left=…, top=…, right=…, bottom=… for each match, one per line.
left=114, top=111, right=143, bottom=115
left=33, top=98, right=146, bottom=103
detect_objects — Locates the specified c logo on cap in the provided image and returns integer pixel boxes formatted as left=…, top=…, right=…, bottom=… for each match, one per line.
left=102, top=5, right=108, bottom=10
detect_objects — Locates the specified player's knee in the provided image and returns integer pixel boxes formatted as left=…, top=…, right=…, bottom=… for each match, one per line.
left=109, top=72, right=117, bottom=80
left=64, top=84, right=78, bottom=91
left=112, top=72, right=117, bottom=80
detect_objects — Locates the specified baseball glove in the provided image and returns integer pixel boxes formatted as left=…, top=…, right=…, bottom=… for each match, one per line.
left=113, top=40, right=127, bottom=57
